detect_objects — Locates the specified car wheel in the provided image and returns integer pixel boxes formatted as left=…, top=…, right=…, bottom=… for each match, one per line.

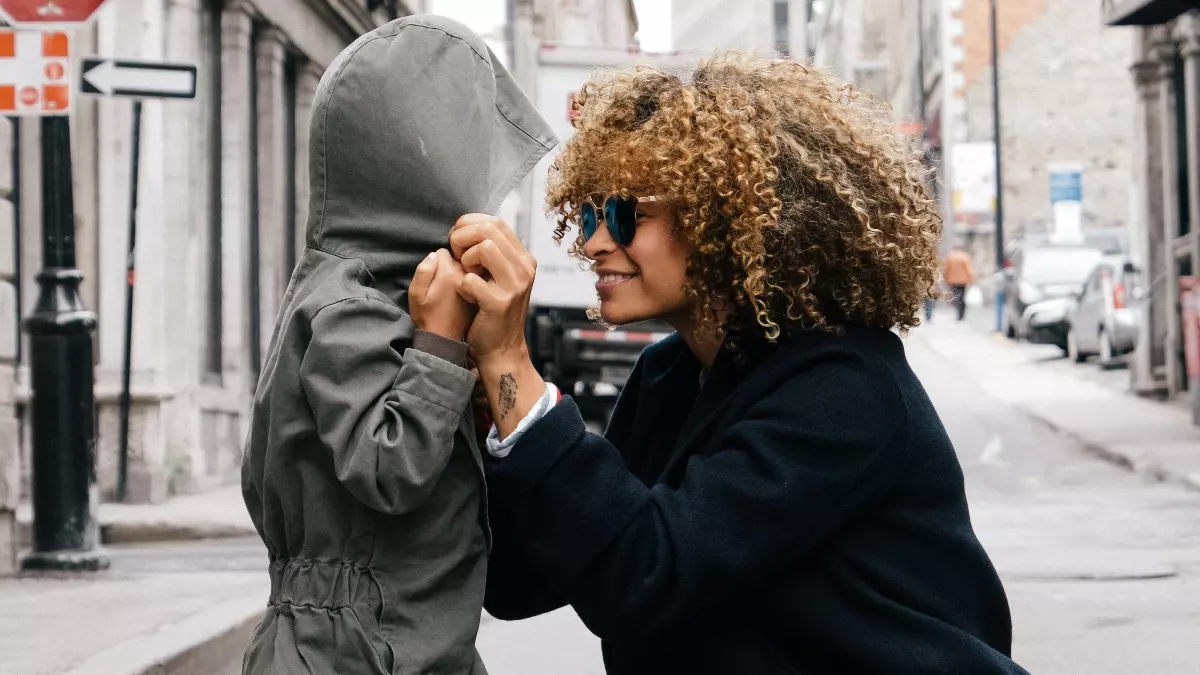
left=1067, top=328, right=1086, bottom=363
left=1098, top=329, right=1114, bottom=365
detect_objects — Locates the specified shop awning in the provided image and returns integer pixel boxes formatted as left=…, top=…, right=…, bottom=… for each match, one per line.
left=1104, top=0, right=1200, bottom=26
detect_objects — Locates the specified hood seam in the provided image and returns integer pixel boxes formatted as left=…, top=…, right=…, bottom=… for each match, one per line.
left=313, top=31, right=397, bottom=248
left=495, top=103, right=557, bottom=152
left=406, top=20, right=491, bottom=66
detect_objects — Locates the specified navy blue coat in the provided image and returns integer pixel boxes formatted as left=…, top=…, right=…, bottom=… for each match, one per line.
left=484, top=326, right=1028, bottom=675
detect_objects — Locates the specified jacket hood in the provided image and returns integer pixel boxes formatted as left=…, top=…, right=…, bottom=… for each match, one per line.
left=306, top=15, right=557, bottom=283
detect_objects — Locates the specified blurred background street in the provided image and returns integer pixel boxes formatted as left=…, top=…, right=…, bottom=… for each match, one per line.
left=4, top=0, right=1200, bottom=673
left=6, top=309, right=1197, bottom=674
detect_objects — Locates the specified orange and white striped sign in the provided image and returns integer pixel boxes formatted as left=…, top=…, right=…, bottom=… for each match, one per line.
left=0, top=29, right=70, bottom=115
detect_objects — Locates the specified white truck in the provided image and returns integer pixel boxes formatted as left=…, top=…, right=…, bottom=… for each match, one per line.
left=514, top=43, right=697, bottom=422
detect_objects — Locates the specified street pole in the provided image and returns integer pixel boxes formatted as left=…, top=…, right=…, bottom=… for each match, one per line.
left=21, top=117, right=109, bottom=571
left=989, top=0, right=1006, bottom=334
left=917, top=0, right=935, bottom=322
left=116, top=101, right=142, bottom=502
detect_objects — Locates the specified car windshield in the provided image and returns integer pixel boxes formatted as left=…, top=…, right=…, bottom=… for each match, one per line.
left=1023, top=248, right=1103, bottom=285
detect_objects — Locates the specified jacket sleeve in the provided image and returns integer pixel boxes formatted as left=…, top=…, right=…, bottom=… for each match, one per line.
left=482, top=347, right=654, bottom=621
left=484, top=351, right=904, bottom=640
left=299, top=296, right=476, bottom=515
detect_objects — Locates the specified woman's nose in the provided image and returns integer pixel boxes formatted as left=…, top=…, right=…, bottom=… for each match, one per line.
left=582, top=217, right=617, bottom=260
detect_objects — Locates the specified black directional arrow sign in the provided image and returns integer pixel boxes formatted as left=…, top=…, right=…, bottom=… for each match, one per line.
left=80, top=58, right=197, bottom=99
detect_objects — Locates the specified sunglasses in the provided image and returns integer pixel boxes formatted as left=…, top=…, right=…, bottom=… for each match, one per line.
left=580, top=195, right=660, bottom=247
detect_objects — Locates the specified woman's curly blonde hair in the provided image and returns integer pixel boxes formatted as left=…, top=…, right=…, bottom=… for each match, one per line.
left=546, top=52, right=942, bottom=345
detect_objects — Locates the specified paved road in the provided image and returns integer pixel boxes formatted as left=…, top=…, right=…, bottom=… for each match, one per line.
left=151, top=310, right=1199, bottom=674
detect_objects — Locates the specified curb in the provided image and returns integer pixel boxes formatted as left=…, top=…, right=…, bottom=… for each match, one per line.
left=16, top=520, right=258, bottom=548
left=916, top=327, right=1200, bottom=495
left=60, top=596, right=263, bottom=675
left=1018, top=404, right=1200, bottom=495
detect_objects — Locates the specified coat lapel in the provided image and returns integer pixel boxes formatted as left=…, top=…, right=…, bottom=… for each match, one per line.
left=619, top=340, right=701, bottom=484
left=660, top=344, right=759, bottom=477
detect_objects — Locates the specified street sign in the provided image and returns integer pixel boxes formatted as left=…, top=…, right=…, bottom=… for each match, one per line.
left=0, top=28, right=70, bottom=115
left=0, top=0, right=112, bottom=26
left=1048, top=162, right=1084, bottom=245
left=80, top=58, right=196, bottom=99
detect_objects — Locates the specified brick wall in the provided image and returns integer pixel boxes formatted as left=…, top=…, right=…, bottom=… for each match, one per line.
left=956, top=0, right=1136, bottom=245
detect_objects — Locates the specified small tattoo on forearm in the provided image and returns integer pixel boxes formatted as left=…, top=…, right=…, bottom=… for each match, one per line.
left=498, top=374, right=517, bottom=420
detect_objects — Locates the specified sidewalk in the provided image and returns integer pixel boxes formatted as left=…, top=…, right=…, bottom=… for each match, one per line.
left=0, top=565, right=266, bottom=675
left=5, top=487, right=264, bottom=675
left=915, top=316, right=1200, bottom=493
left=16, top=485, right=257, bottom=545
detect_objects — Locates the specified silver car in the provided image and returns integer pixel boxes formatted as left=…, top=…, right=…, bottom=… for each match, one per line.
left=1066, top=256, right=1141, bottom=365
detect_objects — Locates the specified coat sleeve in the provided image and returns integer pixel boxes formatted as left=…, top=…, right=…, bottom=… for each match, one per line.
left=299, top=296, right=476, bottom=515
left=484, top=351, right=905, bottom=640
left=482, top=344, right=654, bottom=620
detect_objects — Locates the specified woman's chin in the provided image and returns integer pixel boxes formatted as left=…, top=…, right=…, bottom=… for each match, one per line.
left=599, top=302, right=652, bottom=327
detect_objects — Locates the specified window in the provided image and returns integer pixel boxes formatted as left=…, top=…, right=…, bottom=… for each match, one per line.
left=774, top=0, right=789, bottom=56
left=1173, top=48, right=1190, bottom=238
left=204, top=0, right=223, bottom=377
left=284, top=54, right=298, bottom=278
left=248, top=23, right=262, bottom=379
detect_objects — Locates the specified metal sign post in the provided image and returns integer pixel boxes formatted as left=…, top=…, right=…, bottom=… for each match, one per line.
left=79, top=57, right=196, bottom=502
left=10, top=26, right=108, bottom=572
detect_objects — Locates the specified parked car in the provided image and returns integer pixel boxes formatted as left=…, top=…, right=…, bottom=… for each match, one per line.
left=1066, top=255, right=1142, bottom=365
left=1003, top=244, right=1105, bottom=338
left=1021, top=297, right=1076, bottom=353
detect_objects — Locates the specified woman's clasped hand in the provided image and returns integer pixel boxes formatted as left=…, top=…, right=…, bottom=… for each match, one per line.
left=444, top=214, right=547, bottom=439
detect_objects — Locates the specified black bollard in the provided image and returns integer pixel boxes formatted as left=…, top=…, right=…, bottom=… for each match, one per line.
left=21, top=116, right=109, bottom=572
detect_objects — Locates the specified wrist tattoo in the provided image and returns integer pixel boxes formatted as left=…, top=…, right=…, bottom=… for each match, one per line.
left=498, top=374, right=517, bottom=420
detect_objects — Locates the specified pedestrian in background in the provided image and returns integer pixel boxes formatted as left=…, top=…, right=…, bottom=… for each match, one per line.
left=452, top=53, right=1026, bottom=675
left=239, top=17, right=555, bottom=675
left=944, top=245, right=976, bottom=321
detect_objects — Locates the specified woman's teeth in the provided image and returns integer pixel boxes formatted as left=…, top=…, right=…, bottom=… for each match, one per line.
left=600, top=273, right=636, bottom=284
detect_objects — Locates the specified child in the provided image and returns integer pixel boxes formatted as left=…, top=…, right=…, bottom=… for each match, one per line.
left=240, top=16, right=555, bottom=675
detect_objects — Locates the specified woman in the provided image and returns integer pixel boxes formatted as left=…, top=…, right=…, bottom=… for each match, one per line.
left=451, top=54, right=1028, bottom=674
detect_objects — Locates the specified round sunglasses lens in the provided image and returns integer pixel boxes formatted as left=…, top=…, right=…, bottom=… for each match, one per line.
left=606, top=196, right=638, bottom=246
left=581, top=202, right=597, bottom=241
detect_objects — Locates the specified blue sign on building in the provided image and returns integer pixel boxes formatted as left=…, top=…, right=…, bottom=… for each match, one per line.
left=1049, top=165, right=1083, bottom=204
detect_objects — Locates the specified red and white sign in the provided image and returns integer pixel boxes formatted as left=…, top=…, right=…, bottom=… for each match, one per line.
left=0, top=0, right=111, bottom=26
left=0, top=29, right=71, bottom=115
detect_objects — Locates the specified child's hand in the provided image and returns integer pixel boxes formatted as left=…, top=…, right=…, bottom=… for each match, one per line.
left=410, top=249, right=476, bottom=341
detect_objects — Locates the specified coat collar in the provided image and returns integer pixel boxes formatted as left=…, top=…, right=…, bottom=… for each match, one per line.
left=659, top=335, right=775, bottom=475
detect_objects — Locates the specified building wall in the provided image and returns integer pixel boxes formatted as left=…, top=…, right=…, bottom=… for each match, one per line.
left=954, top=0, right=1136, bottom=251
left=673, top=0, right=809, bottom=58
left=3, top=0, right=393, bottom=510
left=532, top=0, right=635, bottom=47
left=0, top=116, right=15, bottom=574
left=673, top=0, right=773, bottom=53
left=810, top=0, right=893, bottom=97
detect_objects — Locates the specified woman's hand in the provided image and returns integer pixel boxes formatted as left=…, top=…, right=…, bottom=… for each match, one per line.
left=450, top=214, right=537, bottom=364
left=451, top=214, right=547, bottom=437
left=409, top=249, right=475, bottom=341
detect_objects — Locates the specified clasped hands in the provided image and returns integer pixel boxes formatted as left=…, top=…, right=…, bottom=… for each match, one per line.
left=409, top=214, right=546, bottom=437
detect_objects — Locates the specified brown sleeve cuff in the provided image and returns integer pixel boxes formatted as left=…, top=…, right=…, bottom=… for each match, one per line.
left=412, top=330, right=470, bottom=369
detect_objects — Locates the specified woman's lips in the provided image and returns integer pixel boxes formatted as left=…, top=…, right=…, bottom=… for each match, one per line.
left=596, top=272, right=637, bottom=294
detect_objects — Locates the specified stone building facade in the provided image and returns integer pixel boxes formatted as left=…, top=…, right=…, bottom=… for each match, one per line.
left=1, top=114, right=15, bottom=574
left=949, top=0, right=1137, bottom=277
left=1105, top=5, right=1200, bottom=403
left=673, top=0, right=809, bottom=60
left=0, top=0, right=406, bottom=561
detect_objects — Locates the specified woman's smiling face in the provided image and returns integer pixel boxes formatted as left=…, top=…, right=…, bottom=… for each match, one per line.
left=582, top=197, right=691, bottom=327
